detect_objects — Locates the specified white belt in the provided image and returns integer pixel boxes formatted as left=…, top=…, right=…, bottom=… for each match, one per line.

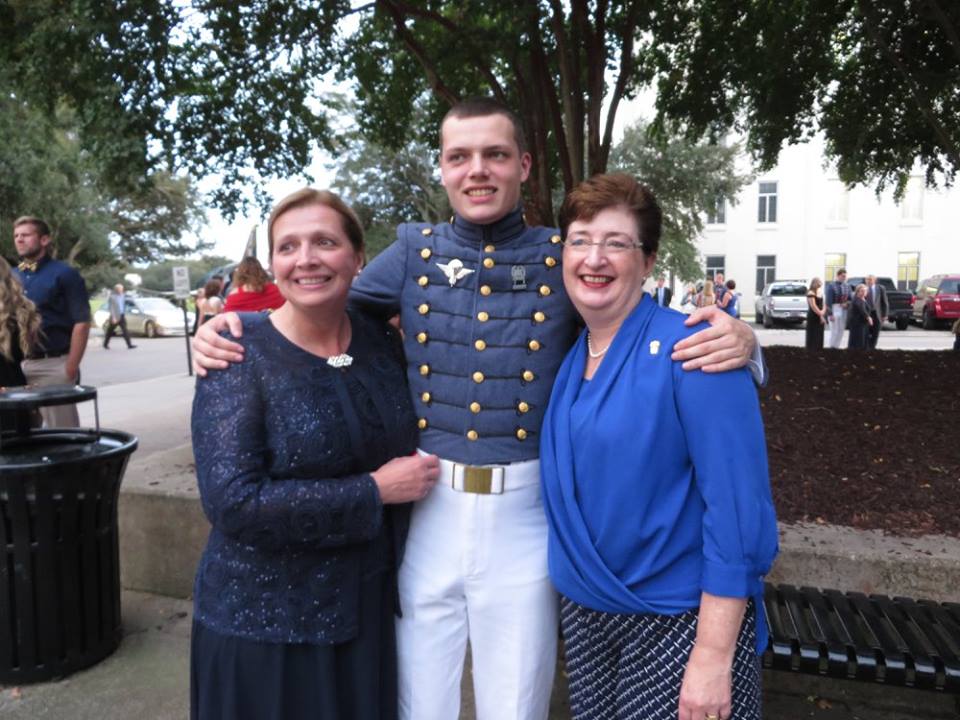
left=426, top=454, right=540, bottom=495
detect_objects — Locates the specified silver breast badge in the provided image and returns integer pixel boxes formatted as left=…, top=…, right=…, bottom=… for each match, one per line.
left=511, top=265, right=527, bottom=290
left=649, top=340, right=661, bottom=355
left=436, top=259, right=474, bottom=287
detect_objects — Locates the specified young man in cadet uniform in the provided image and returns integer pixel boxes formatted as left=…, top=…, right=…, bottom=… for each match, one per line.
left=193, top=97, right=763, bottom=720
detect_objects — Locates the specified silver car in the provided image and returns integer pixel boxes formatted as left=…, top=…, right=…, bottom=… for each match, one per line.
left=94, top=296, right=195, bottom=338
left=754, top=281, right=808, bottom=328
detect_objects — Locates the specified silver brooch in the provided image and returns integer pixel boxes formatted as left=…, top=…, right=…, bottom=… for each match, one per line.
left=649, top=340, right=660, bottom=356
left=327, top=353, right=354, bottom=369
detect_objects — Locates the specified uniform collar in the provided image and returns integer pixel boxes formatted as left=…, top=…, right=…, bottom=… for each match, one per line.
left=450, top=206, right=526, bottom=247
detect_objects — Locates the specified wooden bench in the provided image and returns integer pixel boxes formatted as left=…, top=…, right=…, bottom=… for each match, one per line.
left=763, top=583, right=960, bottom=693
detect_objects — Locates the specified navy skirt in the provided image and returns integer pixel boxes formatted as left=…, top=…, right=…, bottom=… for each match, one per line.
left=190, top=569, right=397, bottom=720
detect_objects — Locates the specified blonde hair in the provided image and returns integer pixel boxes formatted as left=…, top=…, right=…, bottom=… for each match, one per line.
left=0, top=257, right=42, bottom=362
left=700, top=279, right=716, bottom=306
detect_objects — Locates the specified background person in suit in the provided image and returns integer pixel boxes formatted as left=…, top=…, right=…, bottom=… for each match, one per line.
left=864, top=275, right=889, bottom=349
left=652, top=275, right=672, bottom=307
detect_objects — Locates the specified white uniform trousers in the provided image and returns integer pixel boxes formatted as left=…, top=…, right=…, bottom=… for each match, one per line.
left=21, top=356, right=80, bottom=427
left=828, top=304, right=847, bottom=349
left=397, top=456, right=558, bottom=720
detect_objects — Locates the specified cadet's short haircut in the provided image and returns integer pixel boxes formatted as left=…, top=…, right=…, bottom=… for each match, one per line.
left=267, top=188, right=364, bottom=256
left=13, top=216, right=51, bottom=237
left=558, top=173, right=662, bottom=256
left=441, top=97, right=527, bottom=154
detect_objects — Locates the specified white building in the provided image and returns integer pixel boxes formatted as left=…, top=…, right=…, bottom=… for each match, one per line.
left=694, top=136, right=960, bottom=316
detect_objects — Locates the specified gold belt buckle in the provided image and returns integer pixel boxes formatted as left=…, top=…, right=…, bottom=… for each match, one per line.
left=463, top=466, right=493, bottom=494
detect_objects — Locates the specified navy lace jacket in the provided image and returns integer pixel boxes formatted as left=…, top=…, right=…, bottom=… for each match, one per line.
left=191, top=310, right=418, bottom=645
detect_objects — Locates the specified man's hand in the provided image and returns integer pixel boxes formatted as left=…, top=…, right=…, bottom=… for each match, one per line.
left=65, top=360, right=80, bottom=383
left=192, top=313, right=245, bottom=376
left=672, top=305, right=756, bottom=373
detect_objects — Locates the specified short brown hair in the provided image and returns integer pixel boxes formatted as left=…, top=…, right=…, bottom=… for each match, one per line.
left=267, top=189, right=364, bottom=256
left=441, top=97, right=527, bottom=154
left=232, top=257, right=271, bottom=293
left=13, top=216, right=51, bottom=237
left=558, top=173, right=662, bottom=256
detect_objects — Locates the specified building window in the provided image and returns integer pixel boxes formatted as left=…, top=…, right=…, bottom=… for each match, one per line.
left=897, top=252, right=920, bottom=291
left=824, top=253, right=847, bottom=283
left=901, top=177, right=923, bottom=223
left=705, top=256, right=725, bottom=282
left=756, top=255, right=776, bottom=294
left=706, top=196, right=726, bottom=225
left=758, top=181, right=778, bottom=223
left=826, top=180, right=849, bottom=225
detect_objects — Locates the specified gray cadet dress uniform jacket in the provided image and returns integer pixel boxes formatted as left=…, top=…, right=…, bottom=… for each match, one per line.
left=349, top=207, right=580, bottom=466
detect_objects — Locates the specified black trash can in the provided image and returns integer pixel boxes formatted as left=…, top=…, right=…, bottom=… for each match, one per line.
left=0, top=384, right=137, bottom=683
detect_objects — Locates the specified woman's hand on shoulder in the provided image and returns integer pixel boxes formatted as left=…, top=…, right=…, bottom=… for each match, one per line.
left=372, top=453, right=440, bottom=504
left=192, top=312, right=245, bottom=376
left=678, top=644, right=733, bottom=720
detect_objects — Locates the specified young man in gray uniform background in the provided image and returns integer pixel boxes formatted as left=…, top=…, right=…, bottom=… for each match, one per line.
left=193, top=98, right=762, bottom=720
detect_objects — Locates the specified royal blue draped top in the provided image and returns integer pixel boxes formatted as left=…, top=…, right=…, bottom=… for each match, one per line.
left=540, top=294, right=778, bottom=653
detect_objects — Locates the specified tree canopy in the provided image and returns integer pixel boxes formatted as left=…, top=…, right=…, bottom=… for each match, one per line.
left=652, top=0, right=960, bottom=197
left=2, top=0, right=957, bottom=229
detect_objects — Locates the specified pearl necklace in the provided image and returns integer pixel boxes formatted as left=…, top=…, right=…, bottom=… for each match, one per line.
left=586, top=333, right=610, bottom=359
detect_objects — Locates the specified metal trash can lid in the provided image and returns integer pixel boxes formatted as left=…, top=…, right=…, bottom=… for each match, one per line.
left=0, top=384, right=97, bottom=410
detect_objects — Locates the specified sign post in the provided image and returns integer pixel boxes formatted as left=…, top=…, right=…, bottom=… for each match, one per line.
left=172, top=267, right=193, bottom=376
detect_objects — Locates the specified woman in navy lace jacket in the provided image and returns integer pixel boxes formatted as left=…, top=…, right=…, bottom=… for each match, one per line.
left=190, top=189, right=440, bottom=720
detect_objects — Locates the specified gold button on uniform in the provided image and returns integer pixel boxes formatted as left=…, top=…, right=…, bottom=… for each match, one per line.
left=483, top=258, right=494, bottom=269
left=467, top=430, right=479, bottom=441
left=522, top=370, right=534, bottom=382
left=484, top=244, right=495, bottom=253
left=544, top=256, right=557, bottom=268
left=418, top=418, right=428, bottom=429
left=550, top=234, right=561, bottom=244
left=517, top=401, right=530, bottom=413
left=528, top=340, right=541, bottom=351
left=420, top=248, right=432, bottom=260
left=419, top=364, right=430, bottom=376
left=474, top=339, right=487, bottom=351
left=539, top=285, right=551, bottom=297
left=477, top=311, right=489, bottom=322
left=472, top=371, right=485, bottom=383
left=421, top=392, right=431, bottom=403
left=480, top=285, right=492, bottom=296
left=516, top=428, right=528, bottom=440
left=421, top=228, right=432, bottom=236
left=533, top=311, right=546, bottom=323
left=470, top=401, right=481, bottom=414
left=418, top=275, right=429, bottom=287
left=416, top=332, right=428, bottom=344
left=418, top=303, right=429, bottom=315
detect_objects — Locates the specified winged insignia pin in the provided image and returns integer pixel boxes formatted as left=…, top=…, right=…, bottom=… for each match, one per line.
left=436, top=259, right=475, bottom=287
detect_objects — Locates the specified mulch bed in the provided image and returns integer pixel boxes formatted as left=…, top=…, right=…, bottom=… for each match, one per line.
left=759, top=346, right=960, bottom=538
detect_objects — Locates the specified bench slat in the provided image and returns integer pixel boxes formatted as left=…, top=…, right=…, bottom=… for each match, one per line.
left=871, top=594, right=937, bottom=689
left=800, top=586, right=852, bottom=678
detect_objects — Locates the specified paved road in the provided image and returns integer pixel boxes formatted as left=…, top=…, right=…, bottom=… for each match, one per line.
left=751, top=321, right=955, bottom=350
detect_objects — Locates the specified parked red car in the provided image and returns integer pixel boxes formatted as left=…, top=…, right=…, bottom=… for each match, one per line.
left=911, top=274, right=960, bottom=329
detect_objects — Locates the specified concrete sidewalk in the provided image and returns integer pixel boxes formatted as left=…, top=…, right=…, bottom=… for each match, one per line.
left=2, top=591, right=956, bottom=720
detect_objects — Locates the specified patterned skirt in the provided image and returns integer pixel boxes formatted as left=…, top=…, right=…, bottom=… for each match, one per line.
left=560, top=597, right=761, bottom=720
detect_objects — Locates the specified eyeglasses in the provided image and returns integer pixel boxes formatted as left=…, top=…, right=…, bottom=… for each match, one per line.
left=562, top=237, right=644, bottom=254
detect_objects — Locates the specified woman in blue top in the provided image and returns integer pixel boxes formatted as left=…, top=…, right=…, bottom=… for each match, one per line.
left=190, top=188, right=440, bottom=720
left=540, top=174, right=778, bottom=720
